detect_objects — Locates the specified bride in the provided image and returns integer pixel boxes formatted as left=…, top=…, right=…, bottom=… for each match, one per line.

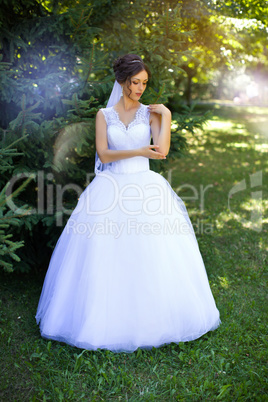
left=36, top=54, right=220, bottom=352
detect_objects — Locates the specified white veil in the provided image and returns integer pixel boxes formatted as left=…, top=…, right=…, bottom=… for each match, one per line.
left=94, top=81, right=122, bottom=174
left=106, top=80, right=122, bottom=108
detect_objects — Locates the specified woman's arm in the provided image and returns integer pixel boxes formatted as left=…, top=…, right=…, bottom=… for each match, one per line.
left=95, top=110, right=166, bottom=163
left=149, top=104, right=171, bottom=156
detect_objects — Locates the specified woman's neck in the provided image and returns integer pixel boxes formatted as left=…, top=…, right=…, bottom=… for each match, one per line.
left=118, top=96, right=140, bottom=112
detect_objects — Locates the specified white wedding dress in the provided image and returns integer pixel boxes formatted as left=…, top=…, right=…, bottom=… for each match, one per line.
left=36, top=104, right=220, bottom=352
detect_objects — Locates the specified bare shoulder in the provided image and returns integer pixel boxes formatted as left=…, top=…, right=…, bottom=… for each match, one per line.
left=96, top=109, right=104, bottom=119
left=96, top=109, right=106, bottom=125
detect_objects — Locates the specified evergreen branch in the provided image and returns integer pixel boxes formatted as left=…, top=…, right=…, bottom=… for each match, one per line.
left=165, top=2, right=169, bottom=37
left=0, top=175, right=34, bottom=208
left=1, top=135, right=28, bottom=150
left=82, top=42, right=95, bottom=90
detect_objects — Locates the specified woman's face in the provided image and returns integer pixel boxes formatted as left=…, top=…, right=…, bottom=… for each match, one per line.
left=123, top=69, right=148, bottom=101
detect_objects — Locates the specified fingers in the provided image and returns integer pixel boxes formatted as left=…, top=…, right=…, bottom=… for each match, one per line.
left=143, top=145, right=166, bottom=159
left=148, top=104, right=163, bottom=111
left=148, top=104, right=171, bottom=117
left=152, top=155, right=166, bottom=160
left=150, top=150, right=166, bottom=159
left=148, top=145, right=166, bottom=158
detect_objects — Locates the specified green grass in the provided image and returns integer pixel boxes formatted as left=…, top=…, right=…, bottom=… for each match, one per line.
left=0, top=105, right=267, bottom=401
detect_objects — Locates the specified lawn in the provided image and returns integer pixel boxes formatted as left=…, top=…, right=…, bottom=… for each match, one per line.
left=0, top=105, right=267, bottom=401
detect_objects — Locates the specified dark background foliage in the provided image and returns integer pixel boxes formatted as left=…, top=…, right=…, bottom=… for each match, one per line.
left=0, top=0, right=267, bottom=272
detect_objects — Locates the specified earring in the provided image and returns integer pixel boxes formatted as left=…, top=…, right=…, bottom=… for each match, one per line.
left=120, top=86, right=123, bottom=97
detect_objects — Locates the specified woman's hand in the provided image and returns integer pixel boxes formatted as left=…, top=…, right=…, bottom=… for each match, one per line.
left=139, top=145, right=166, bottom=159
left=148, top=104, right=171, bottom=117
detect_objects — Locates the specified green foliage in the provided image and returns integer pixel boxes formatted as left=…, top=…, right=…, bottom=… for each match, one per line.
left=0, top=139, right=34, bottom=272
left=0, top=1, right=111, bottom=272
left=8, top=95, right=42, bottom=135
left=6, top=0, right=266, bottom=273
left=213, top=0, right=268, bottom=25
left=0, top=0, right=211, bottom=273
left=164, top=0, right=268, bottom=103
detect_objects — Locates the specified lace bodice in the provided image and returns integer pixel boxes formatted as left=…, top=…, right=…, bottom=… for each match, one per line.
left=95, top=104, right=151, bottom=174
left=102, top=104, right=150, bottom=132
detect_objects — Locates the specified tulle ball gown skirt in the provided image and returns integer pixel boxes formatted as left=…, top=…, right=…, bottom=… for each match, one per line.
left=36, top=163, right=220, bottom=353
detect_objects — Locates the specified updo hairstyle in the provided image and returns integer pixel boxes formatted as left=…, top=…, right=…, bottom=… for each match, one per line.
left=113, top=54, right=151, bottom=84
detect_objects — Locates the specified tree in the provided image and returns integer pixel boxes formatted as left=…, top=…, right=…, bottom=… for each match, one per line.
left=0, top=0, right=111, bottom=272
left=213, top=0, right=268, bottom=26
left=167, top=0, right=268, bottom=103
left=0, top=0, right=209, bottom=273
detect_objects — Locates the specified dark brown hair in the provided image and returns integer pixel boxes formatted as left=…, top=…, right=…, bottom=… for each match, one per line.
left=113, top=54, right=151, bottom=84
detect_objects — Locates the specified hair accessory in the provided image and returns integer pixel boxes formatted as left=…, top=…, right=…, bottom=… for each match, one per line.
left=131, top=60, right=142, bottom=63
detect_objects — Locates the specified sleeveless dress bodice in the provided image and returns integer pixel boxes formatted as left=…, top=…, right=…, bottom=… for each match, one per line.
left=99, top=104, right=151, bottom=174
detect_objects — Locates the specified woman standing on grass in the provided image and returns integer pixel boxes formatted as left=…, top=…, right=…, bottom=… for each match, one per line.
left=36, top=54, right=220, bottom=352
